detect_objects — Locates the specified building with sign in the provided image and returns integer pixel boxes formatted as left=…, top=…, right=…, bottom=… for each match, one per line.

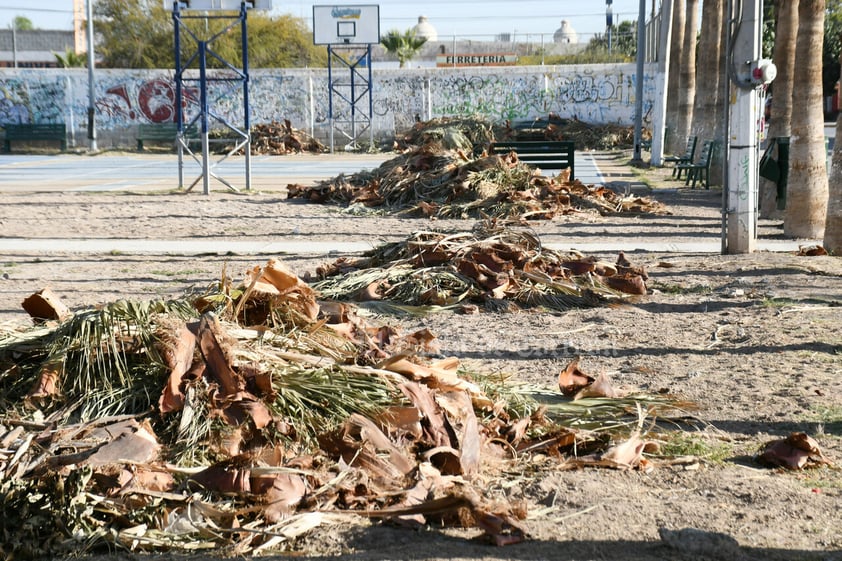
left=371, top=15, right=585, bottom=68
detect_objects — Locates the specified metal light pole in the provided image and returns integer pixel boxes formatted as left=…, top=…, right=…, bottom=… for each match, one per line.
left=11, top=21, right=17, bottom=69
left=630, top=0, right=646, bottom=165
left=86, top=0, right=97, bottom=151
left=606, top=0, right=613, bottom=53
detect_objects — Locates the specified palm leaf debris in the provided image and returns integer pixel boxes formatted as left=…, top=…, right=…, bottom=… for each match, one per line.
left=287, top=144, right=668, bottom=219
left=209, top=119, right=325, bottom=155
left=399, top=115, right=642, bottom=152
left=309, top=223, right=649, bottom=311
left=500, top=113, right=643, bottom=151
left=395, top=116, right=497, bottom=153
left=288, top=116, right=667, bottom=220
left=0, top=258, right=700, bottom=557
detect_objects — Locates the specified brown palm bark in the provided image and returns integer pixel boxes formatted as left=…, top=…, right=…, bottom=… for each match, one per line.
left=675, top=0, right=699, bottom=153
left=665, top=0, right=686, bottom=154
left=826, top=51, right=842, bottom=253
left=760, top=0, right=798, bottom=217
left=785, top=0, right=828, bottom=239
left=690, top=0, right=725, bottom=186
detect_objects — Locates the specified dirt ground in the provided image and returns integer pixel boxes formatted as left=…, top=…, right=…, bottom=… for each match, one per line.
left=1, top=153, right=841, bottom=561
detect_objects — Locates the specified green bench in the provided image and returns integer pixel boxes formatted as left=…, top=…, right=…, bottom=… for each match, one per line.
left=136, top=123, right=199, bottom=150
left=664, top=135, right=698, bottom=178
left=2, top=123, right=67, bottom=153
left=676, top=139, right=718, bottom=189
left=490, top=140, right=576, bottom=180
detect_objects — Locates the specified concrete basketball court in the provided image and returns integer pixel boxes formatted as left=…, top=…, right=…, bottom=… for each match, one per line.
left=0, top=150, right=608, bottom=193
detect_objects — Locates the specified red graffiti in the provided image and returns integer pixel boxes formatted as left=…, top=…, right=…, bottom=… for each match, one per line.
left=101, top=80, right=200, bottom=124
left=138, top=79, right=177, bottom=123
left=104, top=84, right=136, bottom=120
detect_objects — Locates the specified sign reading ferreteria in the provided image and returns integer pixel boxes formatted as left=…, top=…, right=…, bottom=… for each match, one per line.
left=436, top=53, right=518, bottom=67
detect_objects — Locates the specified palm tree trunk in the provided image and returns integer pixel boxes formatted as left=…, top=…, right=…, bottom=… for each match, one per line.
left=691, top=0, right=725, bottom=186
left=760, top=0, right=798, bottom=217
left=825, top=49, right=842, bottom=253
left=785, top=0, right=828, bottom=239
left=665, top=0, right=686, bottom=154
left=675, top=0, right=699, bottom=152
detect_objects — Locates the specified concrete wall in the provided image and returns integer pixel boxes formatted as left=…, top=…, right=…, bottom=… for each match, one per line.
left=0, top=64, right=656, bottom=149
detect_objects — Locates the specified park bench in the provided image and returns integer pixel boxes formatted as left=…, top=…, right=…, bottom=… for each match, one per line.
left=664, top=135, right=698, bottom=178
left=490, top=140, right=576, bottom=180
left=676, top=139, right=717, bottom=189
left=136, top=123, right=199, bottom=150
left=2, top=123, right=67, bottom=153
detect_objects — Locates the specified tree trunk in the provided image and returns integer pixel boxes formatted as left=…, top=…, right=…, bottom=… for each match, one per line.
left=785, top=0, right=828, bottom=239
left=760, top=0, right=798, bottom=217
left=675, top=0, right=699, bottom=152
left=690, top=0, right=725, bottom=186
left=665, top=0, right=686, bottom=154
left=825, top=49, right=842, bottom=253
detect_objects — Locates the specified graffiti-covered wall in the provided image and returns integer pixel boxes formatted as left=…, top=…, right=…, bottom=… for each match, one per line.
left=0, top=64, right=656, bottom=148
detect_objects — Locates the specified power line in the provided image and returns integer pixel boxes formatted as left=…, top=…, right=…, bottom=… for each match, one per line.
left=0, top=7, right=72, bottom=14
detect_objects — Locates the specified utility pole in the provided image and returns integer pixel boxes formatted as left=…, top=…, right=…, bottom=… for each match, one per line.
left=86, top=0, right=97, bottom=151
left=724, top=0, right=774, bottom=253
left=11, top=21, right=17, bottom=69
left=606, top=0, right=613, bottom=53
left=630, top=0, right=646, bottom=165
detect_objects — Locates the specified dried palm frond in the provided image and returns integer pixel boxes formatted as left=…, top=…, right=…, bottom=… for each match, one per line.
left=0, top=298, right=198, bottom=421
left=311, top=223, right=634, bottom=312
left=0, top=255, right=687, bottom=558
left=397, top=115, right=496, bottom=151
left=529, top=390, right=694, bottom=432
left=288, top=116, right=670, bottom=220
left=266, top=363, right=398, bottom=447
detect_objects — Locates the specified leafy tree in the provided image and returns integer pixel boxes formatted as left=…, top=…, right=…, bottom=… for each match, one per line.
left=94, top=0, right=173, bottom=68
left=10, top=16, right=34, bottom=30
left=54, top=48, right=87, bottom=68
left=762, top=0, right=776, bottom=58
left=584, top=20, right=638, bottom=60
left=93, top=0, right=325, bottom=68
left=205, top=13, right=327, bottom=68
left=380, top=29, right=427, bottom=68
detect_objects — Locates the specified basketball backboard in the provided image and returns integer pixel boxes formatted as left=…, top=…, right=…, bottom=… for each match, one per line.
left=164, top=0, right=272, bottom=10
left=313, top=5, right=380, bottom=45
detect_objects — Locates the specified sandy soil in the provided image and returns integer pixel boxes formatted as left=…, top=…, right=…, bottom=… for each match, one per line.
left=1, top=154, right=841, bottom=561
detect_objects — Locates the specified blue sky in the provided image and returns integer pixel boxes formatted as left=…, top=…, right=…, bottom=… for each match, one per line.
left=0, top=0, right=649, bottom=42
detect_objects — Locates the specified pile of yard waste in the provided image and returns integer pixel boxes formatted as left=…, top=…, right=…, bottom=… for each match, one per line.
left=498, top=114, right=643, bottom=150
left=396, top=115, right=642, bottom=152
left=287, top=117, right=668, bottom=220
left=309, top=222, right=651, bottom=312
left=0, top=251, right=700, bottom=558
left=209, top=120, right=325, bottom=155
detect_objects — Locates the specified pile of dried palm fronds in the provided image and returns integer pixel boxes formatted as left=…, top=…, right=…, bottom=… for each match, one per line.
left=310, top=223, right=650, bottom=312
left=288, top=143, right=669, bottom=219
left=0, top=259, right=686, bottom=558
left=399, top=115, right=642, bottom=152
left=499, top=114, right=642, bottom=150
left=395, top=116, right=498, bottom=153
left=209, top=120, right=324, bottom=155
